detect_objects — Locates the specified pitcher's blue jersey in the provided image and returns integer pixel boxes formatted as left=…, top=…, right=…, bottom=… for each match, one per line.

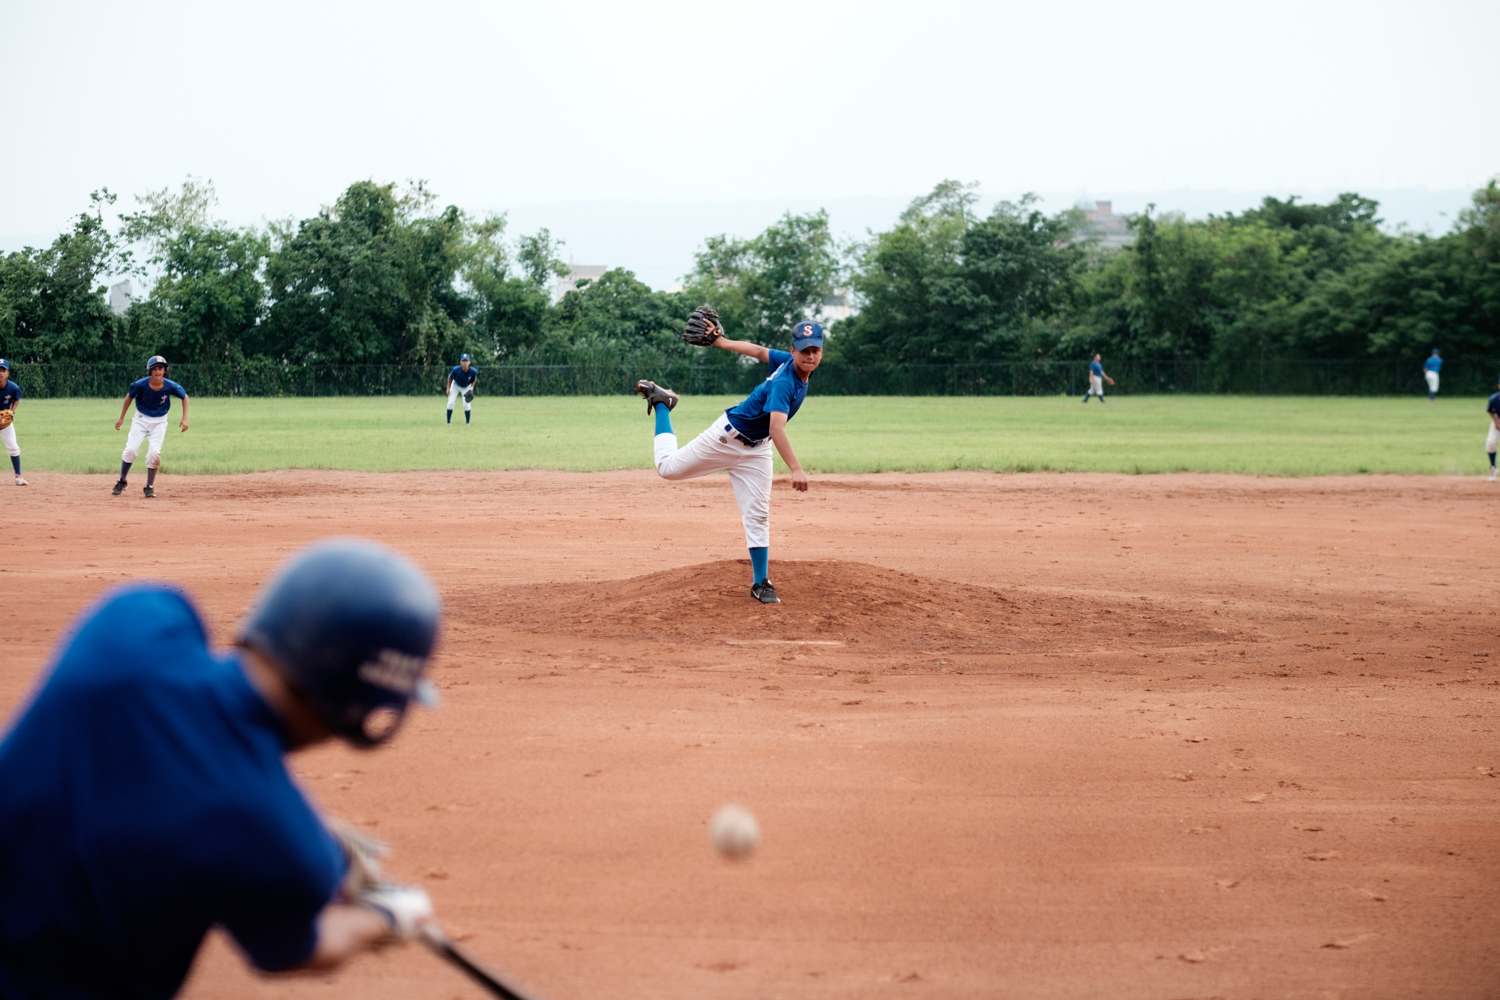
left=127, top=377, right=187, bottom=417
left=0, top=586, right=344, bottom=999
left=449, top=365, right=477, bottom=388
left=0, top=380, right=20, bottom=411
left=725, top=350, right=808, bottom=441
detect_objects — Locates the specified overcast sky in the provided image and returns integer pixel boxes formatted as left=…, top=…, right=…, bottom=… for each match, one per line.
left=2, top=0, right=1496, bottom=287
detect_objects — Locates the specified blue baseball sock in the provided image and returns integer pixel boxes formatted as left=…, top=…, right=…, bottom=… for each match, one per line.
left=464, top=410, right=470, bottom=424
left=446, top=409, right=452, bottom=424
left=146, top=467, right=157, bottom=486
left=9, top=456, right=18, bottom=475
left=1490, top=452, right=1496, bottom=468
left=750, top=546, right=768, bottom=585
left=654, top=402, right=674, bottom=436
left=119, top=461, right=131, bottom=481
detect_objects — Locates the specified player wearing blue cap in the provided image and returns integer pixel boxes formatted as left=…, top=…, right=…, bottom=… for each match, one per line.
left=446, top=354, right=477, bottom=424
left=0, top=539, right=443, bottom=997
left=1486, top=374, right=1499, bottom=482
left=112, top=355, right=189, bottom=498
left=0, top=359, right=27, bottom=486
left=1082, top=353, right=1114, bottom=403
left=635, top=308, right=822, bottom=604
left=1424, top=349, right=1443, bottom=401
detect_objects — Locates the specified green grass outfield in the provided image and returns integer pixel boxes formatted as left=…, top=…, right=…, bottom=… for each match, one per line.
left=9, top=394, right=1496, bottom=476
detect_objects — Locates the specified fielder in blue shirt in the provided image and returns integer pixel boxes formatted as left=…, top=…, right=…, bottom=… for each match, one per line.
left=1486, top=375, right=1500, bottom=482
left=112, top=355, right=190, bottom=498
left=635, top=308, right=822, bottom=604
left=446, top=353, right=478, bottom=425
left=1083, top=353, right=1115, bottom=403
left=0, top=540, right=443, bottom=999
left=1423, top=349, right=1443, bottom=401
left=0, top=359, right=26, bottom=485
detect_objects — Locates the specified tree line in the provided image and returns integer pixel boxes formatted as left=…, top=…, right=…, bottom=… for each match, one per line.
left=1, top=176, right=1496, bottom=374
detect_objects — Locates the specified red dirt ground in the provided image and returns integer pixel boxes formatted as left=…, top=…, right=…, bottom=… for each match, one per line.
left=4, top=469, right=1498, bottom=999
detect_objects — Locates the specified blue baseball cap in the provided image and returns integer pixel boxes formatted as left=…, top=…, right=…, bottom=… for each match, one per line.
left=460, top=353, right=471, bottom=362
left=0, top=359, right=9, bottom=371
left=791, top=321, right=824, bottom=350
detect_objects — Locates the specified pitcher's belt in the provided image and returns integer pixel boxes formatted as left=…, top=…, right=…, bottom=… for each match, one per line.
left=721, top=424, right=767, bottom=447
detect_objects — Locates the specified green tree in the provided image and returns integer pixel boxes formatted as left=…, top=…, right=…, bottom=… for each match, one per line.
left=539, top=269, right=691, bottom=365
left=0, top=190, right=129, bottom=362
left=263, top=181, right=470, bottom=364
left=684, top=210, right=841, bottom=344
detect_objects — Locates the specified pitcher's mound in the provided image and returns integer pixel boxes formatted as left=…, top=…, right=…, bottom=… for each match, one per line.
left=457, top=559, right=1227, bottom=654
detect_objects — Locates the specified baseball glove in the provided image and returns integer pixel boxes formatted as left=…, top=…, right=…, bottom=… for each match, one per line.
left=463, top=388, right=474, bottom=403
left=681, top=305, right=723, bottom=347
left=0, top=410, right=12, bottom=431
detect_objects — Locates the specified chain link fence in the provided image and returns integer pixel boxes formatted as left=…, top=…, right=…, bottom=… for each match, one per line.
left=5, top=358, right=1497, bottom=399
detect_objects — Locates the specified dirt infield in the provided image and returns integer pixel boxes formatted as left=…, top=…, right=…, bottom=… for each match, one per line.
left=4, top=469, right=1497, bottom=998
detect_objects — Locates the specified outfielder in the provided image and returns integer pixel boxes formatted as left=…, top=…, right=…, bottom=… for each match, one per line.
left=1424, top=349, right=1442, bottom=401
left=1082, top=353, right=1114, bottom=403
left=0, top=539, right=443, bottom=996
left=113, top=355, right=189, bottom=498
left=1486, top=374, right=1499, bottom=482
left=447, top=353, right=477, bottom=424
left=635, top=307, right=820, bottom=604
left=0, top=359, right=26, bottom=486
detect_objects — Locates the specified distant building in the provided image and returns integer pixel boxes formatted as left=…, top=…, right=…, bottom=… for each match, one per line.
left=555, top=264, right=609, bottom=300
left=818, top=290, right=854, bottom=324
left=1081, top=200, right=1133, bottom=249
left=109, top=280, right=133, bottom=316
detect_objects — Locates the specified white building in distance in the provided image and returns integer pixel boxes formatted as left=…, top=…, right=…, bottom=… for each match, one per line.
left=1081, top=200, right=1133, bottom=249
left=555, top=264, right=609, bottom=300
left=109, top=280, right=133, bottom=316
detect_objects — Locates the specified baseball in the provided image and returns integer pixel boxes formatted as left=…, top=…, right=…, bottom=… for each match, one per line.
left=710, top=804, right=760, bottom=859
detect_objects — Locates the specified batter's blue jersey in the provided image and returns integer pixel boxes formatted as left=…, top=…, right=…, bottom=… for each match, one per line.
left=449, top=365, right=477, bottom=388
left=127, top=377, right=187, bottom=417
left=0, top=586, right=345, bottom=999
left=0, top=380, right=20, bottom=411
left=724, top=350, right=809, bottom=441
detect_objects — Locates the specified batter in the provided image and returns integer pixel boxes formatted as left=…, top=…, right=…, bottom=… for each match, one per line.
left=0, top=539, right=441, bottom=997
left=635, top=313, right=822, bottom=604
left=112, top=355, right=189, bottom=498
left=446, top=353, right=477, bottom=424
left=0, top=359, right=26, bottom=486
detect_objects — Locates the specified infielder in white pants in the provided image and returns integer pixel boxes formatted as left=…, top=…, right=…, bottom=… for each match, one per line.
left=635, top=309, right=823, bottom=604
left=0, top=360, right=26, bottom=485
left=1486, top=376, right=1500, bottom=481
left=112, top=355, right=189, bottom=499
left=446, top=354, right=477, bottom=424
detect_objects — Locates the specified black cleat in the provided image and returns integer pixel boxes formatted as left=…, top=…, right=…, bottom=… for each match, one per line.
left=143, top=485, right=156, bottom=499
left=751, top=580, right=781, bottom=604
left=111, top=480, right=127, bottom=495
left=634, top=379, right=679, bottom=414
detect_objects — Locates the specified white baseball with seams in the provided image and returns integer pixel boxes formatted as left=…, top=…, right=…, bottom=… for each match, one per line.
left=122, top=413, right=169, bottom=468
left=653, top=417, right=772, bottom=549
left=710, top=804, right=760, bottom=858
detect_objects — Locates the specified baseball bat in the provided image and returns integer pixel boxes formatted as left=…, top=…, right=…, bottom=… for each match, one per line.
left=419, top=924, right=543, bottom=1000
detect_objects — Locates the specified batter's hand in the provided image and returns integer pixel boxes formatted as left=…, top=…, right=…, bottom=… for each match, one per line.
left=790, top=469, right=809, bottom=492
left=357, top=884, right=434, bottom=940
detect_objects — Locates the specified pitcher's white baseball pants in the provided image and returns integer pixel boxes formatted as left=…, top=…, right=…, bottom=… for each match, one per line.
left=654, top=417, right=773, bottom=549
left=122, top=413, right=168, bottom=468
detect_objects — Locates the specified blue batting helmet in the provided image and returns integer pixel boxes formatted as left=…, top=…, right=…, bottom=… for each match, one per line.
left=238, top=538, right=442, bottom=747
left=146, top=355, right=168, bottom=374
